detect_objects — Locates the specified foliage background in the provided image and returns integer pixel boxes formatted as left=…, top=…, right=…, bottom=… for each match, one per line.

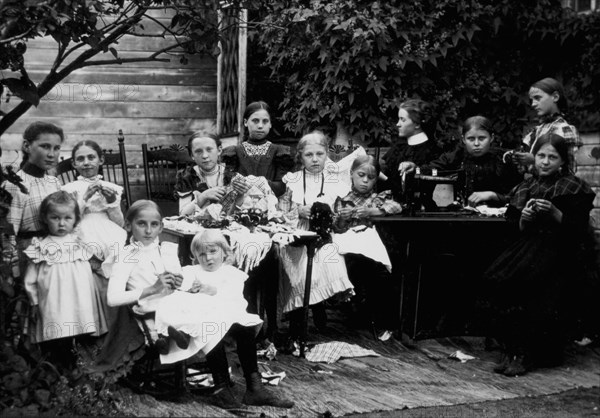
left=248, top=0, right=600, bottom=150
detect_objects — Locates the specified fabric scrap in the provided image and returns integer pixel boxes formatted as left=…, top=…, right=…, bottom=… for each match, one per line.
left=305, top=341, right=380, bottom=364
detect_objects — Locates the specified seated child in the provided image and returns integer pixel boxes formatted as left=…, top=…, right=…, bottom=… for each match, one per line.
left=278, top=131, right=354, bottom=336
left=401, top=116, right=522, bottom=207
left=333, top=155, right=402, bottom=341
left=107, top=201, right=293, bottom=409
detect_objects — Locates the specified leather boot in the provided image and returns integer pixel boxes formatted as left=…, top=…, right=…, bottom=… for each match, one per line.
left=242, top=372, right=294, bottom=408
left=210, top=372, right=243, bottom=410
left=493, top=353, right=511, bottom=374
left=502, top=355, right=529, bottom=377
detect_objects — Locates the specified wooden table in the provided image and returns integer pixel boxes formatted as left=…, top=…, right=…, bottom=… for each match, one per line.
left=372, top=213, right=515, bottom=339
left=161, top=227, right=319, bottom=357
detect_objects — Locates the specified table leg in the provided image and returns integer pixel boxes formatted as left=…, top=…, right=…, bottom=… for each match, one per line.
left=300, top=241, right=316, bottom=358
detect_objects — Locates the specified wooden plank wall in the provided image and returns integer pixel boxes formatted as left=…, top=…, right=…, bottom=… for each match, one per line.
left=575, top=132, right=600, bottom=245
left=0, top=10, right=218, bottom=201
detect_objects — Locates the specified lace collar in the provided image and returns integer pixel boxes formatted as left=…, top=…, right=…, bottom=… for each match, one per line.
left=242, top=141, right=272, bottom=157
left=78, top=175, right=103, bottom=182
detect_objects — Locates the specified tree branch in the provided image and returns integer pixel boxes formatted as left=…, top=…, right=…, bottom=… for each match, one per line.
left=60, top=6, right=147, bottom=65
left=83, top=56, right=170, bottom=66
left=0, top=27, right=35, bottom=45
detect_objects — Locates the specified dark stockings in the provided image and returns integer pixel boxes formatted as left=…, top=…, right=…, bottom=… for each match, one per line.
left=205, top=323, right=258, bottom=384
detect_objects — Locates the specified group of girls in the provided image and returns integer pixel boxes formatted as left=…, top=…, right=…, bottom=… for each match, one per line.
left=2, top=74, right=596, bottom=407
left=3, top=120, right=294, bottom=409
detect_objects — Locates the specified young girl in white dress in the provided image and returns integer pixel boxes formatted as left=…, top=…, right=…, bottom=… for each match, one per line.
left=107, top=201, right=293, bottom=410
left=333, top=155, right=402, bottom=341
left=278, top=131, right=354, bottom=336
left=62, top=140, right=126, bottom=262
left=24, top=191, right=108, bottom=368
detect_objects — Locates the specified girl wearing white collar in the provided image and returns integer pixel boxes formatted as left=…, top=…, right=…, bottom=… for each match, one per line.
left=381, top=99, right=441, bottom=205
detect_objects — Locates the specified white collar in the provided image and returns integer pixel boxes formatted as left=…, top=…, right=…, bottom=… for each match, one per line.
left=78, top=174, right=103, bottom=182
left=407, top=132, right=429, bottom=146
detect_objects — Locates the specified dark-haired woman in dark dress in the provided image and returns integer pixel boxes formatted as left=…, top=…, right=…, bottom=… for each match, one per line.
left=481, top=133, right=595, bottom=377
left=221, top=101, right=295, bottom=339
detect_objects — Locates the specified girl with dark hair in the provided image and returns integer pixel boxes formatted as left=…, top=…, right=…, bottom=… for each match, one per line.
left=221, top=101, right=294, bottom=197
left=403, top=116, right=522, bottom=207
left=174, top=132, right=238, bottom=216
left=511, top=77, right=580, bottom=171
left=381, top=98, right=441, bottom=206
left=3, top=121, right=64, bottom=275
left=62, top=140, right=126, bottom=261
left=480, top=133, right=595, bottom=376
left=220, top=102, right=294, bottom=338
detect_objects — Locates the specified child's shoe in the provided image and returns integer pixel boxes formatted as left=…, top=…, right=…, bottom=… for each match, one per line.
left=493, top=354, right=510, bottom=374
left=168, top=326, right=191, bottom=349
left=243, top=372, right=294, bottom=408
left=154, top=336, right=170, bottom=355
left=377, top=330, right=393, bottom=342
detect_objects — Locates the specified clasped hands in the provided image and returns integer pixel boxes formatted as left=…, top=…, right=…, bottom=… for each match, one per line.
left=521, top=198, right=556, bottom=222
left=337, top=206, right=375, bottom=220
left=149, top=271, right=184, bottom=294
left=83, top=183, right=118, bottom=204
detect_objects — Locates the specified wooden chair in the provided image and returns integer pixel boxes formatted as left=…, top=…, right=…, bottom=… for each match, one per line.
left=142, top=144, right=194, bottom=212
left=55, top=130, right=132, bottom=209
left=123, top=310, right=212, bottom=398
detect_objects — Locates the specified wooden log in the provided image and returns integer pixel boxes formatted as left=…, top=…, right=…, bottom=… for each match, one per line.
left=4, top=117, right=216, bottom=135
left=2, top=101, right=215, bottom=119
left=1, top=133, right=198, bottom=151
left=23, top=48, right=212, bottom=70
left=24, top=67, right=217, bottom=87
left=580, top=132, right=600, bottom=145
left=2, top=84, right=216, bottom=106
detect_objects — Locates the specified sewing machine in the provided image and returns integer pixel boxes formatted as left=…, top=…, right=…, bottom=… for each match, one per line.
left=402, top=168, right=465, bottom=215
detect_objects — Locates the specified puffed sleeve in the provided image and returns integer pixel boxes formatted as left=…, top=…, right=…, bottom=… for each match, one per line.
left=173, top=166, right=196, bottom=200
left=24, top=262, right=41, bottom=305
left=221, top=145, right=240, bottom=174
left=271, top=145, right=295, bottom=196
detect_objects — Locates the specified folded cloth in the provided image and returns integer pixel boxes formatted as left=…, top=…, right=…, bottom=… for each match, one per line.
left=305, top=341, right=380, bottom=364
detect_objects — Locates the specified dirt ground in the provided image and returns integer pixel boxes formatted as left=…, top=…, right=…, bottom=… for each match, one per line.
left=353, top=386, right=600, bottom=418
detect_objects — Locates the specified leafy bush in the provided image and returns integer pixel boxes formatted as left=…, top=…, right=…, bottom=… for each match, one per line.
left=251, top=0, right=600, bottom=148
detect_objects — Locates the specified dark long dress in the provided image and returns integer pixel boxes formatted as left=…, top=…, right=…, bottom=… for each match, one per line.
left=221, top=141, right=294, bottom=337
left=221, top=141, right=294, bottom=197
left=425, top=146, right=523, bottom=206
left=482, top=172, right=595, bottom=363
left=381, top=139, right=441, bottom=203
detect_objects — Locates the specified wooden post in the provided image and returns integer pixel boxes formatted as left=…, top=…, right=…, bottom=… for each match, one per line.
left=117, top=130, right=132, bottom=209
left=237, top=8, right=247, bottom=144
